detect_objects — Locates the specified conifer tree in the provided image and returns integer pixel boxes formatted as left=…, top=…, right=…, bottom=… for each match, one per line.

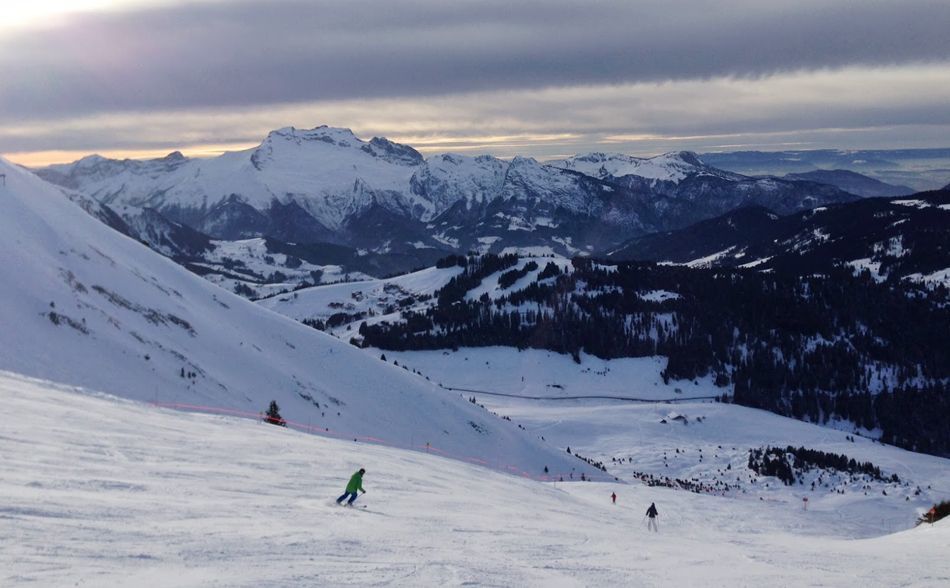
left=265, top=400, right=286, bottom=427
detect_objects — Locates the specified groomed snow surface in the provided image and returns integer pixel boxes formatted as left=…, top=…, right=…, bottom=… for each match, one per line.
left=3, top=372, right=948, bottom=587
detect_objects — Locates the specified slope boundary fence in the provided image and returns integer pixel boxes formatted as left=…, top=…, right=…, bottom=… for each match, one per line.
left=149, top=401, right=619, bottom=484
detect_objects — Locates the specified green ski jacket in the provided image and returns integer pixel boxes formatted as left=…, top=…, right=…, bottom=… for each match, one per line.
left=345, top=471, right=364, bottom=493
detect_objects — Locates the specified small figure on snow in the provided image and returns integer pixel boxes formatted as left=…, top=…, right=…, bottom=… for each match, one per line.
left=336, top=468, right=366, bottom=506
left=926, top=506, right=938, bottom=524
left=645, top=502, right=659, bottom=532
left=611, top=492, right=617, bottom=504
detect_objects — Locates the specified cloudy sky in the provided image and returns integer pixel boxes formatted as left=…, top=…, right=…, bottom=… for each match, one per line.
left=2, top=0, right=949, bottom=166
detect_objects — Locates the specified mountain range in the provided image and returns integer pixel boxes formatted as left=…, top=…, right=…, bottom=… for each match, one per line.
left=607, top=189, right=950, bottom=285
left=699, top=148, right=950, bottom=192
left=37, top=126, right=861, bottom=273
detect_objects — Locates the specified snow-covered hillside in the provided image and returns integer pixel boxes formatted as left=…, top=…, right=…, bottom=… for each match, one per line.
left=258, top=264, right=463, bottom=330
left=191, top=237, right=374, bottom=299
left=381, top=347, right=723, bottom=401
left=263, top=250, right=950, bottom=459
left=376, top=349, right=950, bottom=530
left=0, top=158, right=587, bottom=475
left=3, top=373, right=948, bottom=587
left=410, top=152, right=508, bottom=211
left=484, top=395, right=950, bottom=537
left=608, top=189, right=950, bottom=286
left=257, top=255, right=573, bottom=336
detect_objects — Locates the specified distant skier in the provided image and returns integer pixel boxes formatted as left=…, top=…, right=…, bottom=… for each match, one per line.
left=645, top=502, right=659, bottom=532
left=611, top=492, right=617, bottom=504
left=336, top=468, right=366, bottom=506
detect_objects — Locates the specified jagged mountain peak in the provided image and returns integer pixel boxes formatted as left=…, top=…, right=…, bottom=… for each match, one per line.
left=510, top=155, right=539, bottom=165
left=252, top=125, right=422, bottom=168
left=54, top=151, right=188, bottom=179
left=425, top=152, right=506, bottom=169
left=162, top=150, right=187, bottom=162
left=252, top=125, right=357, bottom=163
left=363, top=136, right=424, bottom=166
left=430, top=152, right=477, bottom=166
left=658, top=150, right=704, bottom=167
left=265, top=125, right=359, bottom=145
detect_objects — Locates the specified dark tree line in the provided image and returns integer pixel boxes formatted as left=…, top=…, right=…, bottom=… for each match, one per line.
left=748, top=446, right=897, bottom=486
left=437, top=253, right=519, bottom=306
left=498, top=261, right=539, bottom=289
left=359, top=255, right=950, bottom=456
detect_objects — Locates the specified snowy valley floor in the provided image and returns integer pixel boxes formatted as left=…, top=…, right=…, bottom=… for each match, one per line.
left=2, top=371, right=949, bottom=587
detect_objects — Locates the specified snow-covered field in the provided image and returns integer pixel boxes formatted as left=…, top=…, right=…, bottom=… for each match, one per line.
left=384, top=347, right=722, bottom=401
left=380, top=347, right=950, bottom=538
left=3, top=372, right=948, bottom=587
left=481, top=398, right=950, bottom=537
left=194, top=237, right=372, bottom=299
left=258, top=265, right=462, bottom=330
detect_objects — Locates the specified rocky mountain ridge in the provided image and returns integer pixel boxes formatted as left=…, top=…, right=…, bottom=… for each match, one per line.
left=37, top=126, right=860, bottom=264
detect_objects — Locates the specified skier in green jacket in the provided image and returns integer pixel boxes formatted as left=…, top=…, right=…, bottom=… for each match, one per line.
left=336, top=468, right=366, bottom=506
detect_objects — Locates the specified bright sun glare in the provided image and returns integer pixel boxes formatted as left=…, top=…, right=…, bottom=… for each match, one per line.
left=1, top=1, right=161, bottom=31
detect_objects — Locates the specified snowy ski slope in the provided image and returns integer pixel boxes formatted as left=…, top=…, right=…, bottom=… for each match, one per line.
left=2, top=372, right=947, bottom=587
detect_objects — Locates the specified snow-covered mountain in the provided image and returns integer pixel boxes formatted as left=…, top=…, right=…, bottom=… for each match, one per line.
left=37, top=126, right=859, bottom=265
left=607, top=188, right=950, bottom=286
left=0, top=157, right=592, bottom=475
left=550, top=151, right=742, bottom=183
left=257, top=263, right=466, bottom=331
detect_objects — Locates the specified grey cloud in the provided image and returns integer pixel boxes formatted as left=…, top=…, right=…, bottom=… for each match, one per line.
left=4, top=64, right=950, bottom=159
left=1, top=0, right=949, bottom=121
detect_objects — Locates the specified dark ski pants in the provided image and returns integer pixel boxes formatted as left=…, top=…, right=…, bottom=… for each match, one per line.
left=337, top=492, right=359, bottom=505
